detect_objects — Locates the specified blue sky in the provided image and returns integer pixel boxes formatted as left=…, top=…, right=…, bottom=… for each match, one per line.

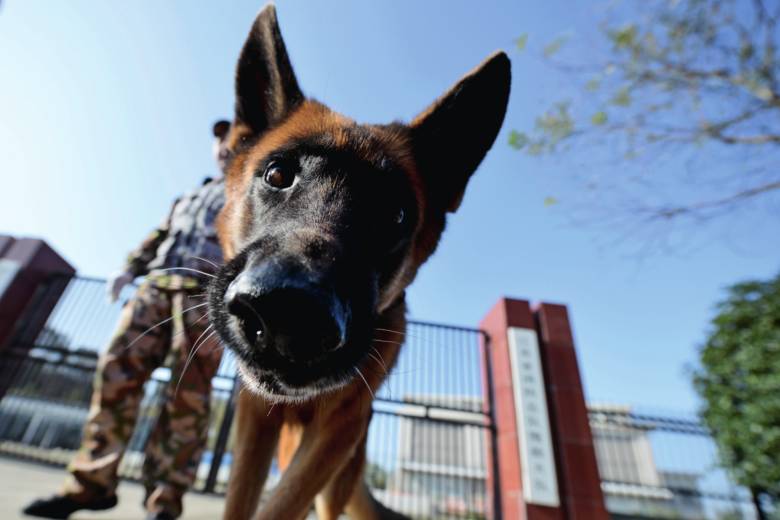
left=1, top=1, right=778, bottom=412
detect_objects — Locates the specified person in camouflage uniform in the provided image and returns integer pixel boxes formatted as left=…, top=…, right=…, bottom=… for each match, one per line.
left=23, top=121, right=233, bottom=520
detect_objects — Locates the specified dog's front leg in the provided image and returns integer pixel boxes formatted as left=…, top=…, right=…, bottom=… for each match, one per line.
left=253, top=396, right=371, bottom=520
left=317, top=429, right=399, bottom=520
left=223, top=390, right=283, bottom=520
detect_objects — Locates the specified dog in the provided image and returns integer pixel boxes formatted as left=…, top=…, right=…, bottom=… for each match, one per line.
left=207, top=5, right=510, bottom=519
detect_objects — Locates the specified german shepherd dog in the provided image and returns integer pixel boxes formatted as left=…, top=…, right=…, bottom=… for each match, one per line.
left=207, top=5, right=510, bottom=519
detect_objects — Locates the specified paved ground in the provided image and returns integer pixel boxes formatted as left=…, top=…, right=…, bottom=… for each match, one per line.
left=0, top=456, right=225, bottom=520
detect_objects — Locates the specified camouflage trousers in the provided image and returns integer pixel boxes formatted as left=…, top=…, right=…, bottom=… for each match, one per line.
left=63, top=280, right=222, bottom=517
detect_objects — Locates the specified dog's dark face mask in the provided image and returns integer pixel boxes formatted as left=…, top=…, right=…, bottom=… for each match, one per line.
left=210, top=126, right=421, bottom=400
left=208, top=5, right=510, bottom=402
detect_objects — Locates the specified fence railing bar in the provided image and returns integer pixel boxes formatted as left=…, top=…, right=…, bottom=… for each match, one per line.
left=373, top=396, right=490, bottom=416
left=407, top=319, right=486, bottom=335
left=601, top=480, right=753, bottom=504
left=589, top=411, right=710, bottom=436
left=371, top=409, right=490, bottom=428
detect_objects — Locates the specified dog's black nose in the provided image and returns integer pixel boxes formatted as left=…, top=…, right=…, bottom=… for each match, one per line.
left=225, top=263, right=347, bottom=360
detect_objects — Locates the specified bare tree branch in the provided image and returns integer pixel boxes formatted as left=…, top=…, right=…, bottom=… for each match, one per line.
left=652, top=180, right=780, bottom=220
left=512, top=0, right=780, bottom=240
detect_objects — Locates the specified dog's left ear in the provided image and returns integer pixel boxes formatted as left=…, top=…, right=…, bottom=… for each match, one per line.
left=234, top=4, right=303, bottom=136
left=410, top=52, right=511, bottom=213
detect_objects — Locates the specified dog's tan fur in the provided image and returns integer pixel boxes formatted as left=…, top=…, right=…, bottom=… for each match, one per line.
left=214, top=5, right=510, bottom=519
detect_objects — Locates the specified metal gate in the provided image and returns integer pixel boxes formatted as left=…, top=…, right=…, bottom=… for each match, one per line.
left=589, top=404, right=760, bottom=519
left=0, top=274, right=500, bottom=519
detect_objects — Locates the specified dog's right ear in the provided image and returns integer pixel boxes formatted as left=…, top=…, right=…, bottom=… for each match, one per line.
left=234, top=4, right=303, bottom=137
left=410, top=52, right=510, bottom=214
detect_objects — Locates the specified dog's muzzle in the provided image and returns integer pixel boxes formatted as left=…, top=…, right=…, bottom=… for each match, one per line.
left=224, top=260, right=348, bottom=363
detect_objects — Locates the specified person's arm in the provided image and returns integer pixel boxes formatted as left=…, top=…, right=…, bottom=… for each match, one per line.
left=124, top=225, right=169, bottom=278
left=106, top=198, right=179, bottom=302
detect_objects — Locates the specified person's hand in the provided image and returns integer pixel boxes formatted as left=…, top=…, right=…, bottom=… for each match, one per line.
left=107, top=271, right=134, bottom=303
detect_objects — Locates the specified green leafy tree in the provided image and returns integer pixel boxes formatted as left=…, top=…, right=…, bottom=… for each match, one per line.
left=513, top=0, right=780, bottom=242
left=693, top=273, right=780, bottom=519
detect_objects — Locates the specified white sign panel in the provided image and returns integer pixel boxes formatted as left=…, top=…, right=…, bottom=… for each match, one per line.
left=0, top=258, right=20, bottom=299
left=508, top=327, right=560, bottom=507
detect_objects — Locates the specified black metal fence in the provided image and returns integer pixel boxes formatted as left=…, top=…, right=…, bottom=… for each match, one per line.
left=589, top=404, right=761, bottom=520
left=0, top=274, right=766, bottom=520
left=0, top=275, right=497, bottom=520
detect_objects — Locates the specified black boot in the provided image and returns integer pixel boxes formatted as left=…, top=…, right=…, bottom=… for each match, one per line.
left=22, top=494, right=118, bottom=519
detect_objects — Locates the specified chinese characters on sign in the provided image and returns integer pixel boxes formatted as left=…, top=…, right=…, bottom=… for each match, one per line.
left=507, top=327, right=560, bottom=507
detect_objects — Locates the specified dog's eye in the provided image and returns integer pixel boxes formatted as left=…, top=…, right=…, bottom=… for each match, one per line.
left=395, top=208, right=405, bottom=225
left=263, top=162, right=294, bottom=189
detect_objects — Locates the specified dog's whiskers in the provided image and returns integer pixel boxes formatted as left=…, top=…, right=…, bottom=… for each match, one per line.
left=374, top=327, right=421, bottom=342
left=191, top=312, right=210, bottom=326
left=156, top=267, right=216, bottom=278
left=353, top=366, right=374, bottom=399
left=175, top=325, right=217, bottom=397
left=178, top=325, right=213, bottom=381
left=368, top=348, right=388, bottom=374
left=374, top=327, right=406, bottom=336
left=366, top=352, right=386, bottom=375
left=191, top=255, right=222, bottom=269
left=368, top=347, right=393, bottom=399
left=123, top=302, right=208, bottom=352
left=154, top=311, right=209, bottom=347
left=372, top=338, right=404, bottom=346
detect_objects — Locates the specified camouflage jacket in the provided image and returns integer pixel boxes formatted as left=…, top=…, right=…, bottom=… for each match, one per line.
left=125, top=177, right=224, bottom=289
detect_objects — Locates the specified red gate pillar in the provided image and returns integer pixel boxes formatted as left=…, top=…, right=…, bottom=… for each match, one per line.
left=481, top=298, right=607, bottom=520
left=535, top=303, right=608, bottom=520
left=0, top=235, right=75, bottom=352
